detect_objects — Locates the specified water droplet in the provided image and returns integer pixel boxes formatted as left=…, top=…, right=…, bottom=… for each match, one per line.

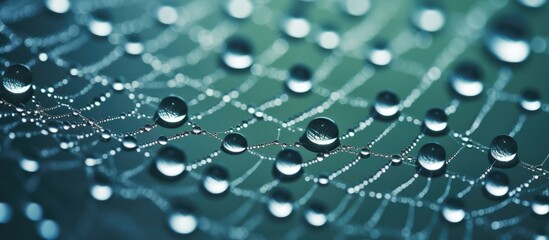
left=112, top=77, right=125, bottom=92
left=225, top=0, right=253, bottom=19
left=157, top=6, right=178, bottom=25
left=360, top=147, right=371, bottom=158
left=449, top=61, right=484, bottom=97
left=518, top=0, right=547, bottom=8
left=202, top=165, right=230, bottom=195
left=484, top=15, right=531, bottom=63
left=24, top=202, right=43, bottom=221
left=424, top=108, right=448, bottom=132
left=37, top=219, right=60, bottom=240
left=20, top=158, right=40, bottom=173
left=152, top=146, right=186, bottom=180
left=340, top=0, right=370, bottom=16
left=2, top=64, right=32, bottom=94
left=124, top=34, right=144, bottom=55
left=90, top=172, right=112, bottom=201
left=221, top=133, right=248, bottom=154
left=122, top=136, right=138, bottom=150
left=156, top=95, right=188, bottom=127
left=275, top=149, right=302, bottom=177
left=374, top=90, right=400, bottom=118
left=286, top=64, right=312, bottom=94
left=46, top=121, right=60, bottom=134
left=316, top=28, right=340, bottom=50
left=368, top=40, right=392, bottom=66
left=490, top=135, right=517, bottom=162
left=45, top=0, right=70, bottom=14
left=392, top=154, right=402, bottom=165
left=0, top=202, right=12, bottom=223
left=100, top=129, right=112, bottom=142
left=317, top=174, right=329, bottom=186
left=88, top=10, right=113, bottom=37
left=484, top=171, right=510, bottom=198
left=412, top=3, right=446, bottom=32
left=417, top=142, right=446, bottom=171
left=267, top=188, right=293, bottom=218
left=221, top=37, right=254, bottom=70
left=441, top=197, right=465, bottom=223
left=301, top=117, right=340, bottom=152
left=520, top=88, right=541, bottom=112
left=531, top=194, right=549, bottom=215
left=304, top=201, right=328, bottom=227
left=169, top=202, right=198, bottom=235
left=282, top=15, right=311, bottom=39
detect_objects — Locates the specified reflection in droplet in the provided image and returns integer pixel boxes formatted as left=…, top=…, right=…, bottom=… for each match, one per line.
left=122, top=136, right=138, bottom=150
left=520, top=88, right=541, bottom=112
left=424, top=108, right=448, bottom=132
left=340, top=0, right=370, bottom=17
left=301, top=117, right=340, bottom=152
left=157, top=6, right=178, bottom=25
left=518, top=0, right=547, bottom=8
left=125, top=34, right=144, bottom=55
left=154, top=146, right=186, bottom=179
left=275, top=149, right=302, bottom=177
left=45, top=0, right=70, bottom=14
left=374, top=90, right=400, bottom=118
left=316, top=28, right=340, bottom=50
left=282, top=16, right=311, bottom=39
left=368, top=41, right=392, bottom=66
left=304, top=201, right=328, bottom=227
left=2, top=64, right=32, bottom=94
left=156, top=95, right=188, bottom=126
left=531, top=194, right=549, bottom=216
left=417, top=142, right=446, bottom=171
left=267, top=188, right=293, bottom=218
left=169, top=202, right=198, bottom=235
left=221, top=133, right=248, bottom=154
left=225, top=0, right=253, bottom=19
left=490, top=135, right=517, bottom=162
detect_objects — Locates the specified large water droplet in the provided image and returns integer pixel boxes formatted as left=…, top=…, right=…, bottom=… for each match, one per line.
left=286, top=64, right=312, bottom=94
left=202, top=165, right=230, bottom=195
left=368, top=41, right=392, bottom=66
left=301, top=117, right=340, bottom=152
left=449, top=61, right=484, bottom=97
left=484, top=15, right=531, bottom=63
left=152, top=146, right=186, bottom=180
left=156, top=95, right=188, bottom=127
left=221, top=37, right=254, bottom=70
left=316, top=27, right=340, bottom=50
left=275, top=149, right=303, bottom=177
left=374, top=90, right=400, bottom=118
left=490, top=135, right=517, bottom=162
left=484, top=171, right=510, bottom=198
left=423, top=108, right=448, bottom=133
left=169, top=202, right=198, bottom=235
left=88, top=10, right=113, bottom=37
left=304, top=200, right=328, bottom=227
left=282, top=15, right=311, bottom=39
left=417, top=142, right=446, bottom=171
left=267, top=188, right=293, bottom=218
left=531, top=194, right=549, bottom=216
left=45, top=0, right=70, bottom=14
left=441, top=197, right=465, bottom=223
left=221, top=133, right=248, bottom=154
left=124, top=34, right=144, bottom=55
left=122, top=136, right=138, bottom=150
left=225, top=0, right=253, bottom=19
left=520, top=88, right=541, bottom=112
left=2, top=64, right=32, bottom=94
left=412, top=3, right=446, bottom=32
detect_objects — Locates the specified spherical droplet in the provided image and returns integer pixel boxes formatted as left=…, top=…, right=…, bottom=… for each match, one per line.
left=286, top=64, right=312, bottom=94
left=221, top=133, right=248, bottom=154
left=157, top=6, right=178, bottom=25
left=360, top=147, right=371, bottom=158
left=124, top=34, right=144, bottom=55
left=368, top=41, right=392, bottom=66
left=267, top=188, right=293, bottom=218
left=88, top=10, right=113, bottom=37
left=153, top=146, right=186, bottom=179
left=24, top=202, right=43, bottom=221
left=45, top=0, right=70, bottom=14
left=37, top=219, right=60, bottom=240
left=316, top=28, right=340, bottom=50
left=122, top=136, right=138, bottom=150
left=156, top=95, right=188, bottom=126
left=169, top=202, right=198, bottom=235
left=417, top=142, right=446, bottom=171
left=275, top=149, right=302, bottom=177
left=531, top=194, right=549, bottom=216
left=2, top=64, right=32, bottom=94
left=304, top=201, right=328, bottom=227
left=441, top=197, right=465, bottom=223
left=222, top=37, right=254, bottom=70
left=484, top=15, right=531, bottom=63
left=450, top=61, right=484, bottom=97
left=520, top=88, right=541, bottom=112
left=90, top=172, right=112, bottom=201
left=391, top=154, right=402, bottom=164
left=225, top=0, right=253, bottom=19
left=340, top=0, right=370, bottom=17
left=112, top=77, right=125, bottom=92
left=374, top=90, right=400, bottom=118
left=484, top=171, right=510, bottom=198
left=317, top=174, right=329, bottom=186
left=490, top=135, right=517, bottom=162
left=202, top=165, right=230, bottom=195
left=301, top=117, right=340, bottom=152
left=412, top=3, right=445, bottom=32
left=282, top=15, right=311, bottom=39
left=424, top=108, right=448, bottom=132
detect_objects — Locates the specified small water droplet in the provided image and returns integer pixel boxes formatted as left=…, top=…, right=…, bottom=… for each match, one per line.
left=2, top=64, right=32, bottom=94
left=417, top=142, right=446, bottom=171
left=374, top=90, right=400, bottom=118
left=267, top=188, right=293, bottom=218
left=392, top=154, right=402, bottom=165
left=221, top=37, right=254, bottom=70
left=122, top=136, right=137, bottom=150
left=168, top=201, right=198, bottom=235
left=37, top=219, right=60, bottom=240
left=285, top=64, right=312, bottom=94
left=484, top=171, right=510, bottom=198
left=275, top=149, right=302, bottom=177
left=520, top=88, right=541, bottom=112
left=221, top=133, right=248, bottom=154
left=157, top=6, right=178, bottom=25
left=424, top=108, right=448, bottom=132
left=316, top=28, right=340, bottom=50
left=490, top=135, right=517, bottom=162
left=317, top=174, right=329, bottom=186
left=304, top=201, right=328, bottom=227
left=360, top=147, right=371, bottom=158
left=412, top=3, right=446, bottom=32
left=45, top=0, right=70, bottom=14
left=152, top=146, right=186, bottom=180
left=90, top=172, right=112, bottom=201
left=441, top=197, right=465, bottom=223
left=88, top=10, right=113, bottom=37
left=156, top=95, right=188, bottom=127
left=301, top=117, right=340, bottom=152
left=340, top=0, right=371, bottom=16
left=368, top=40, right=392, bottom=66
left=449, top=61, right=484, bottom=97
left=124, top=34, right=144, bottom=55
left=518, top=0, right=547, bottom=8
left=531, top=194, right=549, bottom=216
left=225, top=0, right=253, bottom=19
left=484, top=15, right=531, bottom=63
left=100, top=129, right=112, bottom=142
left=202, top=165, right=230, bottom=195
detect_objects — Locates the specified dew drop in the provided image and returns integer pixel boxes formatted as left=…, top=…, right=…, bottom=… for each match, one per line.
left=282, top=15, right=311, bottom=39
left=520, top=88, right=541, bottom=112
left=225, top=0, right=253, bottom=19
left=484, top=15, right=531, bottom=63
left=45, top=0, right=70, bottom=14
left=412, top=3, right=446, bottom=32
left=88, top=10, right=113, bottom=37
left=267, top=188, right=293, bottom=218
left=518, top=0, right=547, bottom=8
left=275, top=149, right=302, bottom=177
left=221, top=37, right=254, bottom=70
left=490, top=135, right=517, bottom=162
left=484, top=171, right=510, bottom=198
left=449, top=61, right=484, bottom=97
left=100, top=129, right=112, bottom=142
left=316, top=28, right=340, bottom=50
left=441, top=197, right=465, bottom=223
left=301, top=117, right=340, bottom=152
left=304, top=201, right=328, bottom=227
left=360, top=147, right=371, bottom=158
left=46, top=121, right=60, bottom=134
left=156, top=95, right=188, bottom=127
left=374, top=90, right=400, bottom=118
left=221, top=133, right=248, bottom=154
left=24, top=202, right=43, bottom=221
left=202, top=165, right=230, bottom=195
left=124, top=34, right=144, bottom=55
left=153, top=146, right=186, bottom=180
left=37, top=219, right=60, bottom=240
left=417, top=142, right=446, bottom=171
left=285, top=64, right=312, bottom=94
left=317, top=174, right=329, bottom=186
left=169, top=202, right=198, bottom=235
left=531, top=194, right=549, bottom=216
left=340, top=0, right=370, bottom=17
left=112, top=78, right=125, bottom=92
left=2, top=64, right=32, bottom=94
left=90, top=172, right=112, bottom=201
left=424, top=108, right=448, bottom=132
left=368, top=40, right=392, bottom=66
left=122, top=136, right=137, bottom=150
left=392, top=154, right=402, bottom=165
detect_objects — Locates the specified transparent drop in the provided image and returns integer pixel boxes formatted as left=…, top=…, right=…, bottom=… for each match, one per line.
left=441, top=197, right=465, bottom=223
left=24, top=202, right=43, bottom=221
left=45, top=0, right=70, bottom=14
left=392, top=154, right=402, bottom=164
left=2, top=64, right=32, bottom=94
left=275, top=149, right=302, bottom=176
left=169, top=202, right=198, bottom=235
left=360, top=147, right=371, bottom=158
left=282, top=16, right=311, bottom=39
left=316, top=28, right=340, bottom=50
left=222, top=37, right=254, bottom=70
left=202, top=165, right=230, bottom=195
left=531, top=194, right=549, bottom=216
left=37, top=219, right=60, bottom=240
left=374, top=90, right=400, bottom=117
left=100, top=129, right=112, bottom=141
left=88, top=10, right=113, bottom=37
left=286, top=64, right=312, bottom=94
left=267, top=188, right=293, bottom=218
left=157, top=6, right=178, bottom=25
left=424, top=108, right=448, bottom=132
left=20, top=158, right=40, bottom=173
left=122, top=136, right=137, bottom=150
left=317, top=174, right=329, bottom=186
left=490, top=135, right=517, bottom=162
left=484, top=171, right=510, bottom=198
left=302, top=117, right=340, bottom=152
left=340, top=0, right=370, bottom=17
left=368, top=41, right=392, bottom=66
left=46, top=121, right=60, bottom=133
left=450, top=61, right=484, bottom=97
left=225, top=0, right=253, bottom=19
left=417, top=142, right=446, bottom=171
left=520, top=88, right=541, bottom=112
left=156, top=95, right=188, bottom=125
left=412, top=3, right=445, bottom=32
left=485, top=15, right=530, bottom=63
left=124, top=34, right=144, bottom=55
left=304, top=201, right=328, bottom=227
left=91, top=172, right=112, bottom=201
left=112, top=78, right=125, bottom=92
left=221, top=133, right=248, bottom=154
left=154, top=146, right=186, bottom=178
